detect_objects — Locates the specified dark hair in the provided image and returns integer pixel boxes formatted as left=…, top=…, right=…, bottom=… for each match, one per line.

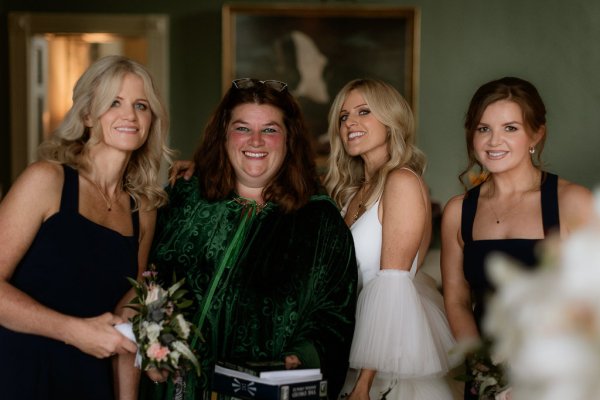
left=192, top=79, right=320, bottom=212
left=460, top=76, right=547, bottom=188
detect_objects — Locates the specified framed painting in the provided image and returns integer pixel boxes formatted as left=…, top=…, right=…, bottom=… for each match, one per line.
left=222, top=4, right=420, bottom=163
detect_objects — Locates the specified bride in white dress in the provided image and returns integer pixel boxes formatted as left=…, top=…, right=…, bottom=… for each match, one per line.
left=324, top=79, right=459, bottom=400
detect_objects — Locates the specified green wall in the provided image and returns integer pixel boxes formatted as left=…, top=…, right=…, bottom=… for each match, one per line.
left=2, top=0, right=600, bottom=205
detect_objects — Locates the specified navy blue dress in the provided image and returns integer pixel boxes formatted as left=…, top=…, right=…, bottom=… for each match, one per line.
left=0, top=165, right=139, bottom=400
left=461, top=172, right=559, bottom=399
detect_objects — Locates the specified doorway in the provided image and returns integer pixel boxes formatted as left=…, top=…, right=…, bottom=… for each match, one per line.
left=8, top=13, right=169, bottom=181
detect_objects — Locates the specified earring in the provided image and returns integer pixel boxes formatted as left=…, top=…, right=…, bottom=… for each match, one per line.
left=529, top=146, right=535, bottom=155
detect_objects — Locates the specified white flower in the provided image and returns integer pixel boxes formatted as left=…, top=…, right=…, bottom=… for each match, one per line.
left=172, top=340, right=201, bottom=374
left=173, top=314, right=191, bottom=339
left=142, top=321, right=163, bottom=343
left=169, top=350, right=181, bottom=365
left=145, top=283, right=167, bottom=305
left=483, top=191, right=600, bottom=400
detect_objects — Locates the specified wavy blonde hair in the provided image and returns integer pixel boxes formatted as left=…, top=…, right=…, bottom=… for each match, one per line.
left=324, top=78, right=426, bottom=210
left=38, top=55, right=171, bottom=210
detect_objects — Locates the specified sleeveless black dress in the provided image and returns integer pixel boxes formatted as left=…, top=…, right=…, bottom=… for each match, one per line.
left=461, top=172, right=559, bottom=399
left=0, top=165, right=139, bottom=400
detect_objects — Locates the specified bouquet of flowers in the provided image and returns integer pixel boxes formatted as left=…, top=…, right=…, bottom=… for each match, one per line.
left=127, top=264, right=201, bottom=377
left=457, top=338, right=510, bottom=400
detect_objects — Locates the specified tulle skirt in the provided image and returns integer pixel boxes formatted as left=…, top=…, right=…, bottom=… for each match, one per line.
left=339, top=369, right=454, bottom=400
left=339, top=269, right=460, bottom=400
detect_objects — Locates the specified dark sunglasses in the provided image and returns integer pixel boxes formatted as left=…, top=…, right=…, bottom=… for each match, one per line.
left=232, top=78, right=288, bottom=92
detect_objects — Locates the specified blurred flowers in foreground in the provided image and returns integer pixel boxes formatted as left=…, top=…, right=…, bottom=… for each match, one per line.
left=483, top=193, right=600, bottom=400
left=454, top=337, right=509, bottom=399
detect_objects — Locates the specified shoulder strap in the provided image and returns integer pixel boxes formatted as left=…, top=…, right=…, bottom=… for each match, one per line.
left=130, top=196, right=140, bottom=240
left=540, top=172, right=560, bottom=235
left=60, top=164, right=78, bottom=213
left=461, top=184, right=481, bottom=243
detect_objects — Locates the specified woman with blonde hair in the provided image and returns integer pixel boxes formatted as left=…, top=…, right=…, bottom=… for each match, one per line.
left=325, top=78, right=457, bottom=400
left=0, top=55, right=171, bottom=400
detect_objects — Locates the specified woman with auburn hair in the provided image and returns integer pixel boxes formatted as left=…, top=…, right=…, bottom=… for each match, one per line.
left=142, top=78, right=357, bottom=400
left=441, top=76, right=594, bottom=399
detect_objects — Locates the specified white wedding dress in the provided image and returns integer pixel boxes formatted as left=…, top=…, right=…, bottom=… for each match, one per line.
left=339, top=197, right=459, bottom=400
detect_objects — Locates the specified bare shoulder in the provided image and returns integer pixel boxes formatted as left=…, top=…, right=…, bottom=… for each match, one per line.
left=556, top=177, right=594, bottom=231
left=440, top=194, right=465, bottom=248
left=10, top=161, right=63, bottom=199
left=0, top=161, right=64, bottom=223
left=557, top=177, right=593, bottom=205
left=442, top=194, right=465, bottom=218
left=385, top=167, right=424, bottom=192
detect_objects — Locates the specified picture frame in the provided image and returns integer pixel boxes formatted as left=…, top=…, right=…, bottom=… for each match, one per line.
left=222, top=4, right=420, bottom=162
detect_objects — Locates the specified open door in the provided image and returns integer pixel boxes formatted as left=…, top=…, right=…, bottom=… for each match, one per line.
left=8, top=13, right=169, bottom=181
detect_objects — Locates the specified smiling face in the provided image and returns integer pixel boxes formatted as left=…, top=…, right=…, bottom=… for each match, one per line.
left=226, top=103, right=287, bottom=192
left=338, top=89, right=389, bottom=160
left=94, top=73, right=152, bottom=152
left=473, top=99, right=543, bottom=174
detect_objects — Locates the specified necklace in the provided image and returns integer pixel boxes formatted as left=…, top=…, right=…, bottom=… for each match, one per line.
left=351, top=182, right=371, bottom=223
left=233, top=196, right=267, bottom=214
left=485, top=192, right=528, bottom=224
left=485, top=171, right=541, bottom=224
left=81, top=174, right=120, bottom=211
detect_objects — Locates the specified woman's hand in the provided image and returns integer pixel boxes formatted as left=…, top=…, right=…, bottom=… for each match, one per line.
left=65, top=312, right=137, bottom=358
left=146, top=367, right=170, bottom=384
left=168, top=160, right=195, bottom=186
left=284, top=355, right=302, bottom=369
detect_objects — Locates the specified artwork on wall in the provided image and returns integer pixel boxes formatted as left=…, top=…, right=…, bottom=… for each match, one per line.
left=222, top=4, right=419, bottom=166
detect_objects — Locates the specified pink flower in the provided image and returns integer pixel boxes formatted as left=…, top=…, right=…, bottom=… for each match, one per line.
left=146, top=342, right=170, bottom=362
left=142, top=270, right=157, bottom=278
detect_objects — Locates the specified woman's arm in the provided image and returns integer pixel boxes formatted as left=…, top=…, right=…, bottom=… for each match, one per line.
left=113, top=201, right=158, bottom=399
left=349, top=169, right=430, bottom=400
left=380, top=168, right=431, bottom=271
left=440, top=195, right=479, bottom=340
left=557, top=179, right=595, bottom=237
left=0, top=162, right=135, bottom=357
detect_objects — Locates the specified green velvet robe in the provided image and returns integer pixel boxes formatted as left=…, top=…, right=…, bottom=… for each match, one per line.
left=140, top=178, right=357, bottom=400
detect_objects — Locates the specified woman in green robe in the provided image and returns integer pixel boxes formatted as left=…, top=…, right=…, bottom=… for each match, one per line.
left=141, top=79, right=357, bottom=400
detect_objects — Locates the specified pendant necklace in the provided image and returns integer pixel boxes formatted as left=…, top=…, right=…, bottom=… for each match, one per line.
left=351, top=182, right=370, bottom=223
left=486, top=192, right=526, bottom=224
left=485, top=171, right=541, bottom=224
left=81, top=174, right=120, bottom=211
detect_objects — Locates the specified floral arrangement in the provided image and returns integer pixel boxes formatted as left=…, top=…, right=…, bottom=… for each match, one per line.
left=127, top=264, right=201, bottom=378
left=481, top=193, right=600, bottom=400
left=456, top=338, right=510, bottom=400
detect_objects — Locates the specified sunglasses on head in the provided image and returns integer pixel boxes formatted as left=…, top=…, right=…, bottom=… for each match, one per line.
left=232, top=78, right=288, bottom=92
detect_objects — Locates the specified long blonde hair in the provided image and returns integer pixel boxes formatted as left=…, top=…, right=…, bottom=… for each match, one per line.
left=324, top=78, right=426, bottom=209
left=38, top=55, right=171, bottom=210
